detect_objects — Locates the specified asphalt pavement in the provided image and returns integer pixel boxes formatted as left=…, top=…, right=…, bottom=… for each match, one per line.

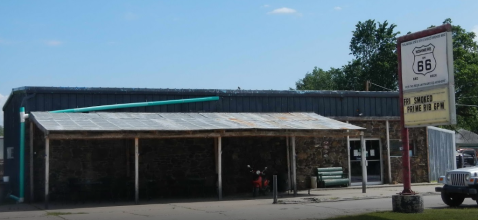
left=0, top=183, right=447, bottom=220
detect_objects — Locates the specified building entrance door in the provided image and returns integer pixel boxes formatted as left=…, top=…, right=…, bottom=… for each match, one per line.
left=349, top=139, right=382, bottom=185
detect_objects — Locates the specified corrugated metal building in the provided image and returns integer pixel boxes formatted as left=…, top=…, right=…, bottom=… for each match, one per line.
left=3, top=86, right=400, bottom=179
left=3, top=86, right=410, bottom=203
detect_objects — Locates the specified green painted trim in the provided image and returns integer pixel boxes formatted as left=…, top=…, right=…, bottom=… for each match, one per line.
left=19, top=107, right=25, bottom=200
left=50, top=96, right=220, bottom=113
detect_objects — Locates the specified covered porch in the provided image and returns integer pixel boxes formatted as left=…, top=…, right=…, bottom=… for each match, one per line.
left=28, top=112, right=364, bottom=208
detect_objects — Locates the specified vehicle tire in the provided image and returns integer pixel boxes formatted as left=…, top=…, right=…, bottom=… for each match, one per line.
left=441, top=192, right=465, bottom=207
left=253, top=187, right=259, bottom=198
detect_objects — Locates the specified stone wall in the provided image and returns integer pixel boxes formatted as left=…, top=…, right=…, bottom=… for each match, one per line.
left=390, top=127, right=429, bottom=183
left=33, top=135, right=289, bottom=200
left=31, top=120, right=430, bottom=201
left=295, top=137, right=347, bottom=189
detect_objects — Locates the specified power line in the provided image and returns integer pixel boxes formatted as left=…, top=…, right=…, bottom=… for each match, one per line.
left=459, top=96, right=478, bottom=99
left=368, top=81, right=395, bottom=91
left=456, top=104, right=478, bottom=107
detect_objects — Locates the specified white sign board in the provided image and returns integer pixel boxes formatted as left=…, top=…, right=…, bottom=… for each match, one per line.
left=399, top=25, right=456, bottom=128
left=401, top=32, right=449, bottom=91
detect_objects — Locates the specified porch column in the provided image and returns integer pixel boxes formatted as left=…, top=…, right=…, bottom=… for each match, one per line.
left=286, top=137, right=291, bottom=193
left=360, top=132, right=367, bottom=193
left=346, top=121, right=351, bottom=185
left=30, top=122, right=34, bottom=203
left=135, top=138, right=139, bottom=204
left=291, top=136, right=297, bottom=196
left=44, top=137, right=49, bottom=209
left=386, top=120, right=392, bottom=184
left=217, top=137, right=222, bottom=200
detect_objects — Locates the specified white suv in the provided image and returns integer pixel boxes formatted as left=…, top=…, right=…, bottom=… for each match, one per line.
left=436, top=167, right=478, bottom=206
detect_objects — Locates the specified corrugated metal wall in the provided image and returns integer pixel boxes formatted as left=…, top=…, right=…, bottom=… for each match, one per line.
left=428, top=126, right=456, bottom=182
left=6, top=87, right=399, bottom=116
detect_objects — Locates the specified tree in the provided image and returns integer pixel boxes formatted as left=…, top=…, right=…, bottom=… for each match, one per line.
left=0, top=125, right=3, bottom=136
left=347, top=19, right=400, bottom=91
left=293, top=18, right=478, bottom=133
left=332, top=59, right=364, bottom=91
left=295, top=67, right=337, bottom=90
left=294, top=19, right=399, bottom=91
left=442, top=19, right=478, bottom=133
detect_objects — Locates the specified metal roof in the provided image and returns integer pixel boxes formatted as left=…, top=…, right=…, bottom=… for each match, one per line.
left=4, top=86, right=399, bottom=110
left=456, top=129, right=478, bottom=145
left=10, top=86, right=398, bottom=97
left=30, top=112, right=364, bottom=132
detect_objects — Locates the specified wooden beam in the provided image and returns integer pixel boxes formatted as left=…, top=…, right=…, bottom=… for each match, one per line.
left=330, top=116, right=400, bottom=121
left=30, top=122, right=34, bottom=203
left=291, top=136, right=297, bottom=196
left=47, top=130, right=362, bottom=140
left=214, top=138, right=218, bottom=174
left=286, top=137, right=291, bottom=193
left=135, top=138, right=139, bottom=204
left=346, top=129, right=351, bottom=186
left=360, top=132, right=367, bottom=193
left=217, top=137, right=222, bottom=200
left=386, top=120, right=392, bottom=184
left=44, top=137, right=49, bottom=209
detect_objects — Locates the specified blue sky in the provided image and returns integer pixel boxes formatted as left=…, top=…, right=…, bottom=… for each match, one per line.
left=1, top=0, right=477, bottom=125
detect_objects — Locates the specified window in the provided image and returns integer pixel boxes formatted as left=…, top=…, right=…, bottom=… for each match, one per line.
left=390, top=140, right=415, bottom=157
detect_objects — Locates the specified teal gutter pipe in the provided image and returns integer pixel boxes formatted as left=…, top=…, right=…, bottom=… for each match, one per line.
left=13, top=107, right=27, bottom=203
left=9, top=194, right=20, bottom=202
left=20, top=108, right=25, bottom=202
left=50, top=96, right=220, bottom=113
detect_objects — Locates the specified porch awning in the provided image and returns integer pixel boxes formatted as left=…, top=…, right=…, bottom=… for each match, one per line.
left=29, top=112, right=364, bottom=139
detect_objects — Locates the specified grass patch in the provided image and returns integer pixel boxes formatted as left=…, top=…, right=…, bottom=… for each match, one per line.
left=326, top=208, right=478, bottom=220
left=47, top=212, right=87, bottom=216
left=328, top=197, right=339, bottom=200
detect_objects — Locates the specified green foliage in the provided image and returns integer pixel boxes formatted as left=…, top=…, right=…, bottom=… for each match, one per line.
left=295, top=67, right=337, bottom=90
left=443, top=19, right=478, bottom=133
left=0, top=125, right=3, bottom=136
left=295, top=19, right=399, bottom=91
left=326, top=208, right=478, bottom=220
left=294, top=18, right=478, bottom=132
left=345, top=19, right=400, bottom=91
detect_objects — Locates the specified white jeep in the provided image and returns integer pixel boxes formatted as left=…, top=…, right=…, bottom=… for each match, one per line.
left=436, top=167, right=478, bottom=206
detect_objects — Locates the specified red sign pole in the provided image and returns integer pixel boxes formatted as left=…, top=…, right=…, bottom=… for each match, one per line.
left=397, top=24, right=452, bottom=195
left=397, top=43, right=413, bottom=195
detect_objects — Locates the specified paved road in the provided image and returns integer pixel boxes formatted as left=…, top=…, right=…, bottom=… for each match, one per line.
left=1, top=184, right=476, bottom=220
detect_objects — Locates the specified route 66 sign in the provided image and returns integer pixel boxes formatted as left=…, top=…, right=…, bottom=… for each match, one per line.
left=400, top=32, right=450, bottom=91
left=412, top=44, right=436, bottom=75
left=398, top=24, right=456, bottom=127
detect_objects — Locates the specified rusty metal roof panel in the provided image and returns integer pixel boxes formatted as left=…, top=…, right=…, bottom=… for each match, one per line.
left=30, top=112, right=364, bottom=132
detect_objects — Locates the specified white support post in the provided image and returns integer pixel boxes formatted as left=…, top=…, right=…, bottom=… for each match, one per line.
left=286, top=137, right=291, bottom=193
left=30, top=122, right=34, bottom=203
left=135, top=138, right=139, bottom=204
left=346, top=121, right=351, bottom=186
left=44, top=137, right=49, bottom=209
left=291, top=136, right=297, bottom=196
left=214, top=138, right=218, bottom=174
left=217, top=137, right=222, bottom=200
left=386, top=120, right=392, bottom=184
left=360, top=132, right=367, bottom=193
